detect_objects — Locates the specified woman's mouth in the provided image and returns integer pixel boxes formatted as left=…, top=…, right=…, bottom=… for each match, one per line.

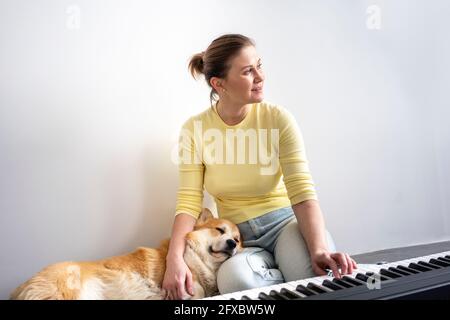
left=251, top=87, right=263, bottom=92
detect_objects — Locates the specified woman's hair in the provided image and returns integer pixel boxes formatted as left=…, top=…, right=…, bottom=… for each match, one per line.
left=188, top=34, right=255, bottom=107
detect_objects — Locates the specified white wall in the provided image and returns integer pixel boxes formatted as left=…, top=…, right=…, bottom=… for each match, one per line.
left=0, top=0, right=449, bottom=299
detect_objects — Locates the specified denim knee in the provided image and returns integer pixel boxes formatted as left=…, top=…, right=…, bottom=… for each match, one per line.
left=216, top=247, right=285, bottom=294
left=274, top=220, right=337, bottom=281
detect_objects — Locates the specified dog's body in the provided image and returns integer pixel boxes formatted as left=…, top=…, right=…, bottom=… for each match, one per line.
left=11, top=208, right=242, bottom=300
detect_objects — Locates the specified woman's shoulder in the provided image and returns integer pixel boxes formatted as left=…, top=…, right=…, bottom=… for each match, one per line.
left=257, top=101, right=295, bottom=125
left=180, top=105, right=215, bottom=128
left=258, top=100, right=290, bottom=116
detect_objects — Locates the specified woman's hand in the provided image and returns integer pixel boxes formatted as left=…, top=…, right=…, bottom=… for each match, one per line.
left=162, top=255, right=194, bottom=300
left=311, top=249, right=358, bottom=279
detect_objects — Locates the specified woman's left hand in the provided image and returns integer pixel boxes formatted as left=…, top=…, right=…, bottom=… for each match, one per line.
left=310, top=250, right=358, bottom=278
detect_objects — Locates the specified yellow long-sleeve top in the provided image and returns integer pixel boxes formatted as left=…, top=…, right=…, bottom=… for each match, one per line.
left=175, top=100, right=318, bottom=224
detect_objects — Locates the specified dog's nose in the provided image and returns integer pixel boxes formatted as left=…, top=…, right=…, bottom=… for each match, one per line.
left=226, top=239, right=236, bottom=249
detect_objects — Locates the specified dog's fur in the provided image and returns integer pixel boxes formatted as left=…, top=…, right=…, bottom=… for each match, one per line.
left=10, top=208, right=242, bottom=300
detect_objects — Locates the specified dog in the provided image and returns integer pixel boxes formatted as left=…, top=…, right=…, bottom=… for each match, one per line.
left=10, top=208, right=242, bottom=300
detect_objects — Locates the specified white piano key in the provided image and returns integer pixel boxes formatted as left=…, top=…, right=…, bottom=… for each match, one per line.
left=253, top=285, right=284, bottom=298
left=355, top=264, right=382, bottom=273
left=279, top=281, right=299, bottom=290
left=268, top=284, right=294, bottom=294
left=362, top=265, right=384, bottom=273
left=219, top=291, right=250, bottom=300
left=226, top=287, right=264, bottom=300
left=219, top=293, right=238, bottom=300
left=238, top=289, right=263, bottom=300
left=282, top=278, right=313, bottom=290
left=202, top=294, right=225, bottom=300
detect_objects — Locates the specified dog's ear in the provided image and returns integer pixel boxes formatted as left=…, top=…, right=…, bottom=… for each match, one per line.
left=196, top=208, right=214, bottom=225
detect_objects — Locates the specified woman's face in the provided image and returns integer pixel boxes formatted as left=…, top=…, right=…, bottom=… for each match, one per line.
left=213, top=45, right=265, bottom=105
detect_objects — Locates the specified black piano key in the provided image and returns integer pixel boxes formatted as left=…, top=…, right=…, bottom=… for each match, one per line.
left=408, top=262, right=432, bottom=272
left=397, top=265, right=419, bottom=274
left=417, top=261, right=441, bottom=269
left=365, top=272, right=390, bottom=281
left=342, top=276, right=365, bottom=286
left=387, top=268, right=409, bottom=277
left=269, top=290, right=290, bottom=300
left=426, top=260, right=446, bottom=269
left=322, top=279, right=344, bottom=290
left=258, top=292, right=276, bottom=300
left=429, top=258, right=450, bottom=267
left=356, top=273, right=370, bottom=282
left=438, top=257, right=450, bottom=263
left=380, top=268, right=402, bottom=278
left=269, top=290, right=292, bottom=300
left=388, top=266, right=413, bottom=276
left=240, top=295, right=251, bottom=300
left=296, top=284, right=316, bottom=296
left=280, top=288, right=305, bottom=299
left=332, top=278, right=355, bottom=288
left=306, top=282, right=328, bottom=294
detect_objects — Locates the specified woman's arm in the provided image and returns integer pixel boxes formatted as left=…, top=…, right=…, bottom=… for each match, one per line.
left=163, top=213, right=197, bottom=299
left=164, top=116, right=205, bottom=299
left=292, top=199, right=328, bottom=253
left=166, top=213, right=197, bottom=260
left=292, top=199, right=357, bottom=278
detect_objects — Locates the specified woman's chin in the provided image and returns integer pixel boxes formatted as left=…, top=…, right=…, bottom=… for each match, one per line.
left=250, top=93, right=264, bottom=102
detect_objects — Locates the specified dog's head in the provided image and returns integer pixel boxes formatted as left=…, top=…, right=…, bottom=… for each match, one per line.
left=185, top=208, right=243, bottom=263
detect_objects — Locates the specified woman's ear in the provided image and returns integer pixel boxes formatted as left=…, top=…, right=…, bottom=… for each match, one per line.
left=196, top=208, right=214, bottom=225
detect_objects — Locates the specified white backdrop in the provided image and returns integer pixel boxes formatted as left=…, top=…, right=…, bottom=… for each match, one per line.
left=1, top=0, right=449, bottom=299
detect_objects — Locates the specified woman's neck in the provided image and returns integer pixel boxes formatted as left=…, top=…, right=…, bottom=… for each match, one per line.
left=216, top=99, right=253, bottom=126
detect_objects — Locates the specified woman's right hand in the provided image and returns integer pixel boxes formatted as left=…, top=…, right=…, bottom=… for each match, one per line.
left=162, top=255, right=194, bottom=300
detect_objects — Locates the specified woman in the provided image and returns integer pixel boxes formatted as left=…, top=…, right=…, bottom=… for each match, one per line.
left=162, top=34, right=357, bottom=300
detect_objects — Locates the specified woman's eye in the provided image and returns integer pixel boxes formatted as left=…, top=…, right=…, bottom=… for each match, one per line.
left=216, top=227, right=225, bottom=234
left=245, top=64, right=262, bottom=74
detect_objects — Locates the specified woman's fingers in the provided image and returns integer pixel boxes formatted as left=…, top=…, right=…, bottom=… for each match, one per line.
left=176, top=280, right=188, bottom=300
left=345, top=254, right=353, bottom=274
left=166, top=287, right=178, bottom=300
left=185, top=271, right=194, bottom=296
left=313, top=251, right=358, bottom=278
left=334, top=253, right=348, bottom=275
left=352, top=258, right=358, bottom=269
left=326, top=256, right=341, bottom=279
left=329, top=252, right=348, bottom=275
left=313, top=265, right=328, bottom=276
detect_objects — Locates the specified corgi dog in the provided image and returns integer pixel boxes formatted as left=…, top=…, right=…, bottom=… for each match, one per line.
left=11, top=208, right=242, bottom=300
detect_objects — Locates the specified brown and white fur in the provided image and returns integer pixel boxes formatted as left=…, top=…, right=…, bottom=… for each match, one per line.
left=11, top=208, right=242, bottom=300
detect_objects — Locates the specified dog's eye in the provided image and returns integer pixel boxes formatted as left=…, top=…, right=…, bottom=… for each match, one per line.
left=234, top=238, right=240, bottom=243
left=215, top=227, right=225, bottom=234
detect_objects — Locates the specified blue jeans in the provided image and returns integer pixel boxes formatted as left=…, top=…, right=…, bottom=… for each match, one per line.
left=216, top=206, right=336, bottom=295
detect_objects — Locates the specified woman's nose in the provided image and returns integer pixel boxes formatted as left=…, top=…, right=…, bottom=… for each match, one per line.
left=254, top=68, right=264, bottom=81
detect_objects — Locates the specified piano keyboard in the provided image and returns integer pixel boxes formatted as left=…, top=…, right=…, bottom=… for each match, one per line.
left=203, top=250, right=450, bottom=300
